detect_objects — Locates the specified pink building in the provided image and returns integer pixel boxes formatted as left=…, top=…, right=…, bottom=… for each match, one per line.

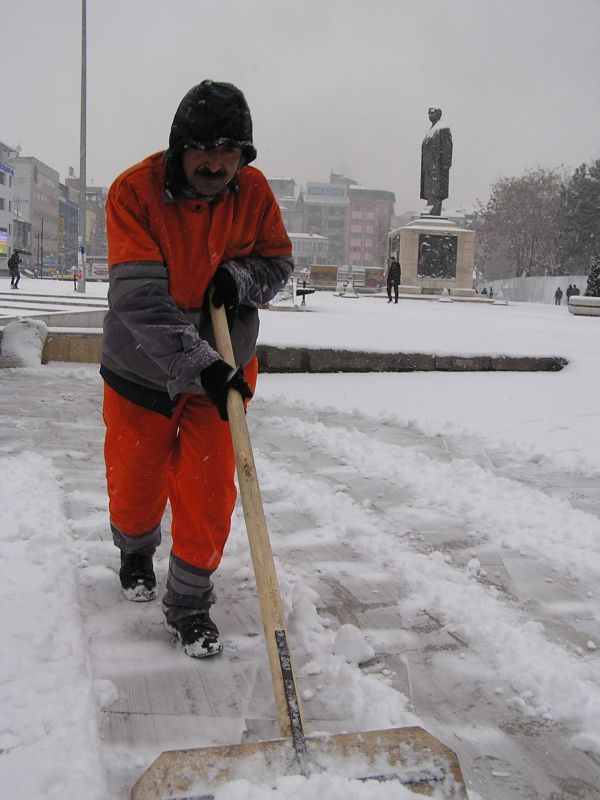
left=347, top=186, right=395, bottom=268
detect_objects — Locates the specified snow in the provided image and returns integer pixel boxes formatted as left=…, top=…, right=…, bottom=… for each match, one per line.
left=0, top=318, right=47, bottom=366
left=0, top=452, right=106, bottom=798
left=1, top=277, right=600, bottom=799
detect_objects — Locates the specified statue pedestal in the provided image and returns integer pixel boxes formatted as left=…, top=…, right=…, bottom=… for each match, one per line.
left=395, top=217, right=475, bottom=296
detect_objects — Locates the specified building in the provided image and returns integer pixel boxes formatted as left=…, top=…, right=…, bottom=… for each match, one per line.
left=268, top=178, right=304, bottom=234
left=0, top=160, right=15, bottom=268
left=58, top=182, right=79, bottom=272
left=0, top=140, right=19, bottom=270
left=66, top=172, right=109, bottom=261
left=10, top=155, right=59, bottom=275
left=268, top=172, right=397, bottom=271
left=268, top=178, right=296, bottom=199
left=347, top=186, right=396, bottom=268
left=289, top=232, right=328, bottom=268
left=85, top=185, right=108, bottom=259
left=295, top=174, right=353, bottom=265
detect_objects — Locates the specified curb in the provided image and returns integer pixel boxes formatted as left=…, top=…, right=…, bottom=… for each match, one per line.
left=256, top=345, right=568, bottom=373
left=31, top=332, right=569, bottom=373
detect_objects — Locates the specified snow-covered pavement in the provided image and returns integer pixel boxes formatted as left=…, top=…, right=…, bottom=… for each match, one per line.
left=1, top=281, right=600, bottom=799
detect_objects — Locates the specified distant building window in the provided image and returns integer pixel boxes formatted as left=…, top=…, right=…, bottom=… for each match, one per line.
left=37, top=172, right=57, bottom=190
left=0, top=172, right=5, bottom=185
left=0, top=198, right=4, bottom=210
left=366, top=211, right=375, bottom=220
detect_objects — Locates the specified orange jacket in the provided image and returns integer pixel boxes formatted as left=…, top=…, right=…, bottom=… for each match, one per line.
left=107, top=151, right=291, bottom=307
left=102, top=152, right=293, bottom=400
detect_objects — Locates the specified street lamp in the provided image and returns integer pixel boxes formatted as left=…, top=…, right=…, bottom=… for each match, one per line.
left=77, top=0, right=87, bottom=292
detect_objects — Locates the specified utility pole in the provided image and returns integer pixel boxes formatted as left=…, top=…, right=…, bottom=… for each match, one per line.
left=77, top=0, right=87, bottom=293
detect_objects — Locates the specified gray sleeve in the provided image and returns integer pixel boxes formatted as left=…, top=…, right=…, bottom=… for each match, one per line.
left=220, top=255, right=294, bottom=307
left=107, top=261, right=220, bottom=397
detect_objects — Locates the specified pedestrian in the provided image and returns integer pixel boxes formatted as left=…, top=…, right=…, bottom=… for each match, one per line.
left=566, top=284, right=573, bottom=300
left=572, top=284, right=580, bottom=296
left=481, top=287, right=488, bottom=296
left=101, top=80, right=293, bottom=659
left=8, top=251, right=21, bottom=289
left=489, top=286, right=494, bottom=298
left=554, top=286, right=563, bottom=306
left=386, top=259, right=401, bottom=303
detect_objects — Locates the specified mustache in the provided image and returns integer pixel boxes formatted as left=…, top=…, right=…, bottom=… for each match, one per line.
left=194, top=166, right=227, bottom=179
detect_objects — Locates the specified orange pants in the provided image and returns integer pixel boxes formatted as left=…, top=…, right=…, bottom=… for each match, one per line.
left=103, top=358, right=258, bottom=571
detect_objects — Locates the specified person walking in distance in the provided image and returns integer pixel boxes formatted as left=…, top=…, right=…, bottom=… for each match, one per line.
left=554, top=286, right=563, bottom=306
left=8, top=251, right=21, bottom=289
left=386, top=259, right=401, bottom=303
left=101, top=80, right=293, bottom=658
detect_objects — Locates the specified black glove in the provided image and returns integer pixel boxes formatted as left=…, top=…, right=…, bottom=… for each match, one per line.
left=199, top=360, right=253, bottom=421
left=205, top=268, right=239, bottom=326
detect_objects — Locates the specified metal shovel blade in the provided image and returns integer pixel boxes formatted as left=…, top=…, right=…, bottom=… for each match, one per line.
left=131, top=725, right=468, bottom=799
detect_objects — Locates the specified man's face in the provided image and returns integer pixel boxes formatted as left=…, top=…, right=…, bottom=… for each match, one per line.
left=428, top=108, right=442, bottom=125
left=182, top=144, right=242, bottom=196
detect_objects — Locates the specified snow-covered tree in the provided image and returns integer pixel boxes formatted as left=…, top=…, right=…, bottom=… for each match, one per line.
left=560, top=160, right=600, bottom=271
left=585, top=254, right=600, bottom=297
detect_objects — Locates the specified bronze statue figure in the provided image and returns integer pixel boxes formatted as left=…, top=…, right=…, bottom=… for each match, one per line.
left=420, top=107, right=453, bottom=216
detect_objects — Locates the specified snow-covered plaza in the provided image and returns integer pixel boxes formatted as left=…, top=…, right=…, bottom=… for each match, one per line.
left=1, top=278, right=599, bottom=799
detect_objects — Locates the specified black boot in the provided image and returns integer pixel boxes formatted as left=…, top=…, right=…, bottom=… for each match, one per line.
left=165, top=610, right=223, bottom=658
left=119, top=551, right=157, bottom=602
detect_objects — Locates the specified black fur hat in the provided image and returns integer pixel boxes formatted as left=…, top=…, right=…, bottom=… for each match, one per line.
left=169, top=80, right=257, bottom=165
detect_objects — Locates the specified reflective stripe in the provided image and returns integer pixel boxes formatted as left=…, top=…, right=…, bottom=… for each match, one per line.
left=111, top=522, right=161, bottom=554
left=168, top=553, right=213, bottom=584
left=109, top=260, right=168, bottom=303
left=163, top=554, right=215, bottom=619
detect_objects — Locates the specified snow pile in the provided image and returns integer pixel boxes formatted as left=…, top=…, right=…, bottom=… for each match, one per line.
left=0, top=318, right=48, bottom=367
left=0, top=452, right=106, bottom=799
left=333, top=623, right=376, bottom=664
left=211, top=772, right=449, bottom=799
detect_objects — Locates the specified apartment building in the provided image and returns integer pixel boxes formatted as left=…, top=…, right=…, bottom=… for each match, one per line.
left=295, top=176, right=352, bottom=265
left=0, top=160, right=15, bottom=267
left=347, top=186, right=396, bottom=268
left=11, top=155, right=59, bottom=273
left=58, top=182, right=80, bottom=271
left=0, top=141, right=18, bottom=268
left=289, top=232, right=328, bottom=268
left=85, top=185, right=108, bottom=259
left=276, top=173, right=396, bottom=269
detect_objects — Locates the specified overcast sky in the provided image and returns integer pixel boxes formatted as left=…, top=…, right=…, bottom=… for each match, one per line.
left=2, top=0, right=600, bottom=214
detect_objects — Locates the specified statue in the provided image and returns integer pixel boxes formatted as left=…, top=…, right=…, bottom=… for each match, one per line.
left=420, top=107, right=453, bottom=216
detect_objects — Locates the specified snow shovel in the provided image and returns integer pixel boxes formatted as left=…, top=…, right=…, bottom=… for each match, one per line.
left=130, top=302, right=469, bottom=799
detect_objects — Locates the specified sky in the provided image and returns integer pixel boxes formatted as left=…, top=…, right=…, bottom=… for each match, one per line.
left=2, top=0, right=600, bottom=214
left=2, top=283, right=600, bottom=798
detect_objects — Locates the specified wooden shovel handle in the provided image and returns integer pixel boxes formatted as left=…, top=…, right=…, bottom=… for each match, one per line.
left=210, top=301, right=299, bottom=738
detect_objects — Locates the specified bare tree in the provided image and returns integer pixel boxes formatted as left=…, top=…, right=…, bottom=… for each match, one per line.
left=474, top=168, right=566, bottom=280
